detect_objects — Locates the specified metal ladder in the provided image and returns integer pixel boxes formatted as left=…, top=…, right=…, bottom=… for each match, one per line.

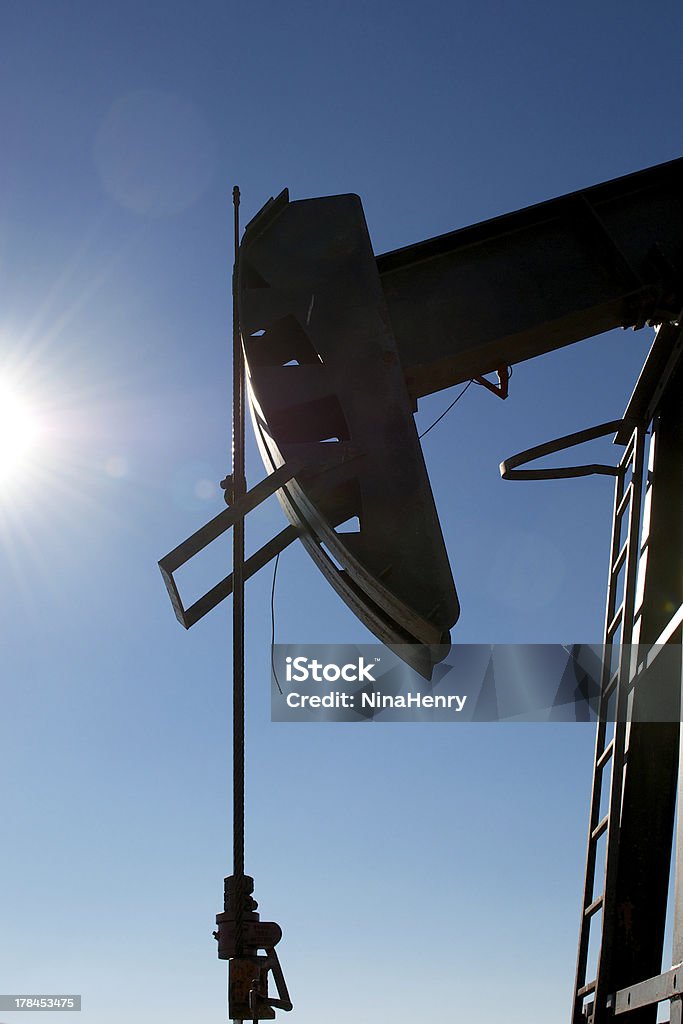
left=572, top=423, right=646, bottom=1024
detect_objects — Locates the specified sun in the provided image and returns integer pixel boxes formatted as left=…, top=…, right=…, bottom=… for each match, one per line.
left=0, top=381, right=42, bottom=486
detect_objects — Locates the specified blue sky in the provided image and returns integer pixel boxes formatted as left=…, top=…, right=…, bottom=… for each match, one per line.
left=1, top=2, right=682, bottom=1022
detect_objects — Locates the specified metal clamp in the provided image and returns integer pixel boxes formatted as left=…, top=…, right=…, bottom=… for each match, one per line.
left=216, top=875, right=293, bottom=1022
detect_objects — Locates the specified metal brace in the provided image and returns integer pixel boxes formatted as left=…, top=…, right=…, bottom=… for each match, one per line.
left=473, top=364, right=510, bottom=400
left=158, top=448, right=364, bottom=629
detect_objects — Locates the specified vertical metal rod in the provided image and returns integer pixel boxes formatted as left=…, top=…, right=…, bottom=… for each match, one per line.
left=670, top=711, right=683, bottom=1024
left=231, top=185, right=246, bottom=956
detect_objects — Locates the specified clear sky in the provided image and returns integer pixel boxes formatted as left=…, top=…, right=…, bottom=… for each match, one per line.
left=1, top=2, right=681, bottom=1022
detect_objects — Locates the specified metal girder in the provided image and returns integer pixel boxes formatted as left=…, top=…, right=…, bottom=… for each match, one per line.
left=616, top=319, right=683, bottom=443
left=614, top=965, right=683, bottom=1015
left=378, top=157, right=683, bottom=401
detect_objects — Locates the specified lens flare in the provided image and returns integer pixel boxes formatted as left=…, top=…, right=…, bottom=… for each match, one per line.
left=0, top=381, right=41, bottom=486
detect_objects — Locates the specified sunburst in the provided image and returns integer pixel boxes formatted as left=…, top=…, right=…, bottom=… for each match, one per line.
left=0, top=379, right=42, bottom=488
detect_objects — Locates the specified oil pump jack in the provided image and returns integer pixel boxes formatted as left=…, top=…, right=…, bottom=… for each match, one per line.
left=160, top=157, right=683, bottom=1023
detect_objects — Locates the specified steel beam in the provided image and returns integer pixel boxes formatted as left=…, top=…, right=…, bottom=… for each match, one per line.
left=614, top=966, right=683, bottom=1015
left=378, top=158, right=683, bottom=400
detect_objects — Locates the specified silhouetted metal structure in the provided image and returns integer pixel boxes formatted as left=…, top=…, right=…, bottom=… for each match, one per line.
left=504, top=321, right=683, bottom=1024
left=237, top=158, right=681, bottom=679
left=160, top=157, right=683, bottom=1023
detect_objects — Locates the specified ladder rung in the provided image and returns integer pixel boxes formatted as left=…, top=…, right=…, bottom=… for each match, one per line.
left=611, top=540, right=628, bottom=576
left=596, top=738, right=615, bottom=770
left=607, top=604, right=624, bottom=639
left=616, top=481, right=633, bottom=520
left=591, top=814, right=609, bottom=842
left=577, top=980, right=597, bottom=998
left=603, top=669, right=620, bottom=699
left=584, top=895, right=603, bottom=919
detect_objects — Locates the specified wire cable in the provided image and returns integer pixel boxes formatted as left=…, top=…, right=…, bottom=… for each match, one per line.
left=271, top=552, right=282, bottom=694
left=418, top=380, right=473, bottom=439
